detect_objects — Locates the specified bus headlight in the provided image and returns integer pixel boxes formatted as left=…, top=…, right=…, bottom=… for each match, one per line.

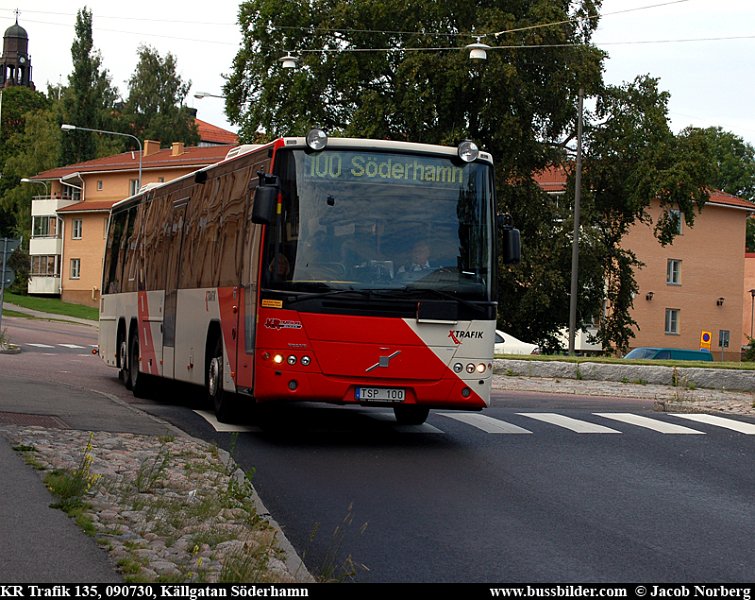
left=306, top=128, right=328, bottom=151
left=457, top=140, right=479, bottom=163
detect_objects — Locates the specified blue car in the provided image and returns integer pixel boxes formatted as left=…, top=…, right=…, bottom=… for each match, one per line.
left=623, top=347, right=713, bottom=361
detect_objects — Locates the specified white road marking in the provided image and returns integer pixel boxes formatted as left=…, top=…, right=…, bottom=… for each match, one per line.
left=368, top=411, right=445, bottom=433
left=193, top=410, right=260, bottom=433
left=58, top=343, right=86, bottom=349
left=670, top=414, right=755, bottom=435
left=439, top=412, right=532, bottom=434
left=25, top=343, right=55, bottom=348
left=594, top=413, right=705, bottom=434
left=518, top=413, right=621, bottom=433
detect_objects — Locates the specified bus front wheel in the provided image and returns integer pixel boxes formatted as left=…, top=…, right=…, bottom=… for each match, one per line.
left=393, top=405, right=430, bottom=425
left=208, top=337, right=233, bottom=422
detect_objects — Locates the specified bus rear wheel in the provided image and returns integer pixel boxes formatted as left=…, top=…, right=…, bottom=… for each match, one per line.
left=128, top=333, right=149, bottom=398
left=393, top=405, right=430, bottom=425
left=208, top=337, right=233, bottom=422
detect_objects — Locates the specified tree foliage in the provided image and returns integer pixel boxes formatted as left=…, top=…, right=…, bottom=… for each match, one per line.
left=122, top=45, right=198, bottom=146
left=682, top=126, right=755, bottom=203
left=0, top=86, right=53, bottom=237
left=573, top=76, right=713, bottom=352
left=226, top=0, right=607, bottom=346
left=60, top=7, right=120, bottom=165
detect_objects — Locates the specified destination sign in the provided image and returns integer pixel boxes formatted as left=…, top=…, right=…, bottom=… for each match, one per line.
left=303, top=151, right=467, bottom=187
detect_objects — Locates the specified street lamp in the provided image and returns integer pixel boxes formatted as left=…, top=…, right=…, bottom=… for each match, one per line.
left=193, top=91, right=225, bottom=100
left=61, top=124, right=142, bottom=190
left=20, top=177, right=49, bottom=196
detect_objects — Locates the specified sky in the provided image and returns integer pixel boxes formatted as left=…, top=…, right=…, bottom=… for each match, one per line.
left=2, top=0, right=754, bottom=145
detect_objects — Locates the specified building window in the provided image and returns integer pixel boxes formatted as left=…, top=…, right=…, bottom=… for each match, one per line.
left=72, top=219, right=83, bottom=240
left=97, top=180, right=103, bottom=191
left=669, top=209, right=683, bottom=235
left=665, top=308, right=680, bottom=335
left=30, top=255, right=59, bottom=277
left=158, top=177, right=164, bottom=183
left=32, top=216, right=58, bottom=238
left=70, top=258, right=81, bottom=280
left=130, top=179, right=139, bottom=196
left=666, top=259, right=681, bottom=285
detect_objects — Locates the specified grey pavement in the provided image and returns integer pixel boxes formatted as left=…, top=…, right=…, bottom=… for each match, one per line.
left=0, top=438, right=121, bottom=582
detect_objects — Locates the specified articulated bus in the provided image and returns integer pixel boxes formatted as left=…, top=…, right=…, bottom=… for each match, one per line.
left=98, top=130, right=520, bottom=424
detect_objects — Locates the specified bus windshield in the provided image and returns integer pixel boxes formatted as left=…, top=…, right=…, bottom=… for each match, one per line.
left=261, top=148, right=495, bottom=301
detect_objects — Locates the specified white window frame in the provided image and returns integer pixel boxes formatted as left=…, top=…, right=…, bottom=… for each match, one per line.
left=665, top=308, right=680, bottom=335
left=70, top=258, right=81, bottom=280
left=669, top=209, right=683, bottom=235
left=72, top=218, right=83, bottom=240
left=666, top=259, right=681, bottom=285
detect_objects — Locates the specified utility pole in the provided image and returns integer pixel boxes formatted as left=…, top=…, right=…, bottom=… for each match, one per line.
left=568, top=88, right=584, bottom=356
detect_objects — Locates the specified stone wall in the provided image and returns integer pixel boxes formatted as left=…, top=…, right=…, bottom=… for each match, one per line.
left=494, top=359, right=754, bottom=392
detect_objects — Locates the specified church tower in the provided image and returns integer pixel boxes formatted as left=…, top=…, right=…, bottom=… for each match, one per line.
left=1, top=10, right=35, bottom=89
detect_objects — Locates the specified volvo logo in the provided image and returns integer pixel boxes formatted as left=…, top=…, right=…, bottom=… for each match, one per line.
left=365, top=350, right=401, bottom=372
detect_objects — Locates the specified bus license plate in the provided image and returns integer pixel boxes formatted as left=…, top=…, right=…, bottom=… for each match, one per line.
left=356, top=387, right=405, bottom=402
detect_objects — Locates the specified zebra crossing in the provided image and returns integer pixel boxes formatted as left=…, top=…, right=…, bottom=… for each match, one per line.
left=439, top=411, right=755, bottom=435
left=23, top=342, right=96, bottom=352
left=194, top=408, right=755, bottom=436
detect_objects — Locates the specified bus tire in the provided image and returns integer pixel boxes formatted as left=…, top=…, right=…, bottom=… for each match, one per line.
left=208, top=336, right=233, bottom=422
left=393, top=405, right=430, bottom=425
left=129, top=332, right=149, bottom=398
left=119, top=336, right=132, bottom=390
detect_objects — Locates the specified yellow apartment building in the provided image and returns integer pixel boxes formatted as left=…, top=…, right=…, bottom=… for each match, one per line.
left=623, top=191, right=754, bottom=361
left=26, top=126, right=236, bottom=306
left=535, top=168, right=755, bottom=360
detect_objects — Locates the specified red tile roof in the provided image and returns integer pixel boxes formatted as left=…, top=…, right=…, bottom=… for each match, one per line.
left=196, top=118, right=239, bottom=145
left=57, top=200, right=118, bottom=213
left=706, top=189, right=755, bottom=211
left=533, top=165, right=754, bottom=212
left=35, top=144, right=233, bottom=180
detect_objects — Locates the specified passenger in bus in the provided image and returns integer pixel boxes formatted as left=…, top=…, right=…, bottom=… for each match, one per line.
left=268, top=254, right=290, bottom=279
left=398, top=241, right=433, bottom=274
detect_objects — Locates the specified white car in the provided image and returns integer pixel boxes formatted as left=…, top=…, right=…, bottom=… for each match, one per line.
left=494, top=330, right=539, bottom=355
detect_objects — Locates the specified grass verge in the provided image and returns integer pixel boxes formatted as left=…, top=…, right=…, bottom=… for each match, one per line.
left=4, top=291, right=98, bottom=321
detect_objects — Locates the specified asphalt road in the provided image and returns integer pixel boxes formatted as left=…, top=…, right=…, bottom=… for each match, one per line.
left=2, top=315, right=754, bottom=583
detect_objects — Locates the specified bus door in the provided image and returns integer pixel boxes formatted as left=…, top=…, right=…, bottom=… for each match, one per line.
left=162, top=198, right=188, bottom=379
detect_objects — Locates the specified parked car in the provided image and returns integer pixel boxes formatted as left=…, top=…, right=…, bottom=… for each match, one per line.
left=623, top=347, right=713, bottom=361
left=494, top=330, right=540, bottom=355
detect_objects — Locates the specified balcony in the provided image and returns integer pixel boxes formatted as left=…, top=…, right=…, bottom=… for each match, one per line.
left=31, top=195, right=78, bottom=216
left=29, top=236, right=63, bottom=256
left=28, top=275, right=61, bottom=295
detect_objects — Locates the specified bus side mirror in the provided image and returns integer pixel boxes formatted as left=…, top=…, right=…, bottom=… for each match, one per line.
left=498, top=214, right=521, bottom=265
left=251, top=173, right=279, bottom=225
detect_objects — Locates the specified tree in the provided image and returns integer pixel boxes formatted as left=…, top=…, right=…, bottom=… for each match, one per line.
left=226, top=0, right=606, bottom=347
left=573, top=76, right=713, bottom=353
left=122, top=45, right=198, bottom=146
left=0, top=86, right=51, bottom=237
left=60, top=7, right=120, bottom=165
left=681, top=126, right=755, bottom=203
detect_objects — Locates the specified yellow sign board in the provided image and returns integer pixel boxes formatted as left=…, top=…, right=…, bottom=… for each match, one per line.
left=700, top=330, right=712, bottom=350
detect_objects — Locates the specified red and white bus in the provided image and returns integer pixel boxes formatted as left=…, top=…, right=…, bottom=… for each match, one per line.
left=98, top=130, right=520, bottom=424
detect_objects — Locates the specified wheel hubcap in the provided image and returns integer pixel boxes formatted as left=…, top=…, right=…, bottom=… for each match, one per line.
left=209, top=356, right=222, bottom=397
